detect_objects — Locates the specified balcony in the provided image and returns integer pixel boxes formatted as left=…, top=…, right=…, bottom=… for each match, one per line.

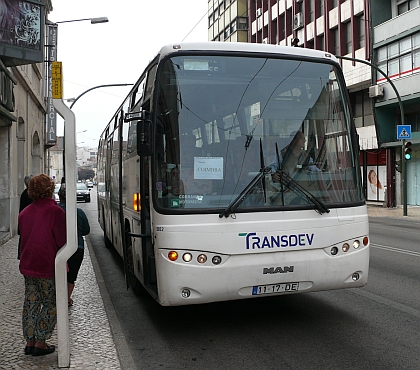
left=374, top=6, right=420, bottom=45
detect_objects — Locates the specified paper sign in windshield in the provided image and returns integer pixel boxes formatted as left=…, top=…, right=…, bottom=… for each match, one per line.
left=194, top=157, right=223, bottom=180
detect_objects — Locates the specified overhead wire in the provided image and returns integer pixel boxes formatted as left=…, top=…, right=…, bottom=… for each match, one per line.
left=181, top=9, right=208, bottom=42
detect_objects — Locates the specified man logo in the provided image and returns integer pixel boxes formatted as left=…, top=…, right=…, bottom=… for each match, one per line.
left=263, top=266, right=294, bottom=274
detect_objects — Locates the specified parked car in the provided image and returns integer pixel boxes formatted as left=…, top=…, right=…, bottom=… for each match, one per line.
left=86, top=181, right=94, bottom=188
left=97, top=182, right=105, bottom=197
left=53, top=184, right=61, bottom=203
left=76, top=182, right=91, bottom=202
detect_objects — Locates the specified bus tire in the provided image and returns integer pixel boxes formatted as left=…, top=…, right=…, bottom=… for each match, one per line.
left=130, top=274, right=144, bottom=296
left=125, top=228, right=144, bottom=296
left=103, top=211, right=112, bottom=249
left=104, top=233, right=112, bottom=249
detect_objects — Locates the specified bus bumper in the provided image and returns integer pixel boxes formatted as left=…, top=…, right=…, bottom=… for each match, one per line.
left=154, top=245, right=369, bottom=306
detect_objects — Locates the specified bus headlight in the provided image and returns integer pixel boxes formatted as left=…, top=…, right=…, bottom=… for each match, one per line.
left=342, top=243, right=350, bottom=253
left=353, top=240, right=360, bottom=249
left=181, top=289, right=190, bottom=298
left=182, top=253, right=192, bottom=262
left=363, top=236, right=369, bottom=246
left=330, top=247, right=338, bottom=256
left=197, top=254, right=207, bottom=264
left=212, top=256, right=222, bottom=265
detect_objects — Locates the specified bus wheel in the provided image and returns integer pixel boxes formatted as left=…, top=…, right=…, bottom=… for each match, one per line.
left=125, top=232, right=144, bottom=296
left=104, top=233, right=112, bottom=249
left=103, top=210, right=112, bottom=249
left=130, top=271, right=144, bottom=296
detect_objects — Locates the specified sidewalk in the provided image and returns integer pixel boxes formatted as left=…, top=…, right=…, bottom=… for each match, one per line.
left=0, top=235, right=121, bottom=370
left=367, top=202, right=420, bottom=220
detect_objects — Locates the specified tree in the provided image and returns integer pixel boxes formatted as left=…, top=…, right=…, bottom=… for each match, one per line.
left=78, top=167, right=95, bottom=181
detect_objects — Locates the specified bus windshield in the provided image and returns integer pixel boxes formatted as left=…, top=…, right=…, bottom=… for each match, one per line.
left=153, top=54, right=363, bottom=212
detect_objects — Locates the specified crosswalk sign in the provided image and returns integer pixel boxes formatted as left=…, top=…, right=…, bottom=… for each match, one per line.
left=397, top=125, right=412, bottom=140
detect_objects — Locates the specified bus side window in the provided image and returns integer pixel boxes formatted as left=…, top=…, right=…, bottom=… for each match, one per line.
left=111, top=130, right=119, bottom=165
left=126, top=121, right=137, bottom=154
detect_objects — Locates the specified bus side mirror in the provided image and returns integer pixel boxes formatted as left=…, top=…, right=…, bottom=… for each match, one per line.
left=137, top=118, right=152, bottom=157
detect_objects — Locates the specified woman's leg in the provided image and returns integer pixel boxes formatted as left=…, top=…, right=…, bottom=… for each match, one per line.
left=68, top=282, right=74, bottom=305
left=22, top=276, right=39, bottom=353
left=33, top=278, right=57, bottom=348
left=67, top=248, right=84, bottom=305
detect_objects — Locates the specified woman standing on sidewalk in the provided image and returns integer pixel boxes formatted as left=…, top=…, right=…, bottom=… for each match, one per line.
left=57, top=183, right=90, bottom=307
left=18, top=174, right=66, bottom=356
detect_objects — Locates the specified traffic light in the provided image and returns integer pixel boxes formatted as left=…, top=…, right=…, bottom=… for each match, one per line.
left=404, top=141, right=412, bottom=160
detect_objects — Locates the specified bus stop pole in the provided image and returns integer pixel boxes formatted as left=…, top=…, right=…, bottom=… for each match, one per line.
left=402, top=140, right=407, bottom=216
left=53, top=98, right=78, bottom=368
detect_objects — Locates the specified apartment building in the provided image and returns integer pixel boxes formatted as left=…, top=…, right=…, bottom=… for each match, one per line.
left=371, top=0, right=420, bottom=206
left=208, top=0, right=249, bottom=42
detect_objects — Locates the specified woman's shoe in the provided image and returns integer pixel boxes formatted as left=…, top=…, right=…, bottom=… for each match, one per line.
left=32, top=345, right=55, bottom=356
left=24, top=346, right=34, bottom=355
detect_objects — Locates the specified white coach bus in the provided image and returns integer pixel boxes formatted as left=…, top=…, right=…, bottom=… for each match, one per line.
left=97, top=42, right=369, bottom=306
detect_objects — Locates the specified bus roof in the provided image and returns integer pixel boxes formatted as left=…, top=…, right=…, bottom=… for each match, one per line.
left=157, top=41, right=337, bottom=63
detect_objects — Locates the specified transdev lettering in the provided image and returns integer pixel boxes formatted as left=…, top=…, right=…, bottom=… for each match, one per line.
left=244, top=232, right=314, bottom=249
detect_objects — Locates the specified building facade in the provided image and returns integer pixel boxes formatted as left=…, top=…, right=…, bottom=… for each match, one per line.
left=208, top=0, right=249, bottom=42
left=48, top=138, right=97, bottom=182
left=208, top=0, right=420, bottom=206
left=0, top=0, right=54, bottom=242
left=371, top=0, right=420, bottom=206
left=209, top=0, right=378, bottom=201
left=48, top=136, right=64, bottom=182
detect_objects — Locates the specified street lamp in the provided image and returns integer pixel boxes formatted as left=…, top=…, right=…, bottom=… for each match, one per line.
left=67, top=83, right=134, bottom=109
left=54, top=17, right=109, bottom=25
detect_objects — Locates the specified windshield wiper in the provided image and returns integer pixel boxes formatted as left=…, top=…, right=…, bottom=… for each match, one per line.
left=219, top=166, right=271, bottom=218
left=275, top=170, right=330, bottom=214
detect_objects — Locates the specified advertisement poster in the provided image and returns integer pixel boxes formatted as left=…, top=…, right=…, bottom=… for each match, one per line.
left=0, top=0, right=44, bottom=65
left=366, top=165, right=386, bottom=201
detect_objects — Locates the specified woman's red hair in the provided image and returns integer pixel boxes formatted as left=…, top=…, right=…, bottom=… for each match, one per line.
left=28, top=174, right=55, bottom=200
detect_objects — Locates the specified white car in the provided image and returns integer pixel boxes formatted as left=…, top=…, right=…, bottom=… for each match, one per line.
left=53, top=184, right=61, bottom=203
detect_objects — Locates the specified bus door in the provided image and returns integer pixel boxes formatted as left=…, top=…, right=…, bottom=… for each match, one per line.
left=140, top=153, right=156, bottom=293
left=104, top=136, right=113, bottom=243
left=124, top=105, right=156, bottom=296
left=138, top=70, right=158, bottom=294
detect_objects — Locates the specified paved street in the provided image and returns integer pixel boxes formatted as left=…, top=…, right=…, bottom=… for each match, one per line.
left=1, top=202, right=420, bottom=369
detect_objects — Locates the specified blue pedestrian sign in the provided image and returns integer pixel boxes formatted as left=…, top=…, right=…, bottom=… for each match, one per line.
left=397, top=125, right=412, bottom=140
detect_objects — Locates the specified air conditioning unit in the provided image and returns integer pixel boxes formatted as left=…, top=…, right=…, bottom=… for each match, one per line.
left=369, top=85, right=384, bottom=98
left=256, top=8, right=262, bottom=18
left=293, top=13, right=304, bottom=30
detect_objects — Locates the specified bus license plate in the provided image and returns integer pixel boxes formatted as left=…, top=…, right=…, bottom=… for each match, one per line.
left=252, top=282, right=299, bottom=295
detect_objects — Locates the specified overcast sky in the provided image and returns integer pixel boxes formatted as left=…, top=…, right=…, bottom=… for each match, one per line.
left=50, top=1, right=208, bottom=148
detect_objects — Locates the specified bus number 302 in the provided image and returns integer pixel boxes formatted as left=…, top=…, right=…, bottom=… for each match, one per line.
left=252, top=282, right=299, bottom=295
